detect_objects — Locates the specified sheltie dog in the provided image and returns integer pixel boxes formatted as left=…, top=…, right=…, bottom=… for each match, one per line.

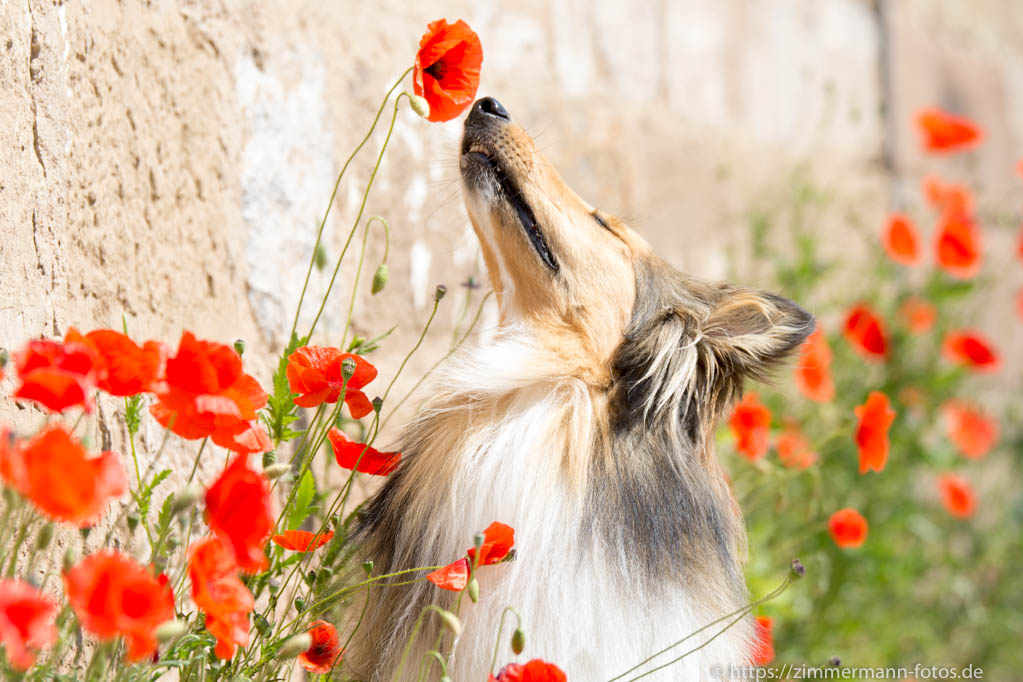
left=349, top=97, right=814, bottom=680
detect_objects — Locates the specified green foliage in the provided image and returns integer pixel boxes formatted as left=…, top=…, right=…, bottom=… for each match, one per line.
left=263, top=332, right=306, bottom=445
left=286, top=469, right=317, bottom=531
left=125, top=394, right=144, bottom=436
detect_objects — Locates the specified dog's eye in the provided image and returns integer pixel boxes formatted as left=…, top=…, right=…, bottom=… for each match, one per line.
left=592, top=212, right=610, bottom=230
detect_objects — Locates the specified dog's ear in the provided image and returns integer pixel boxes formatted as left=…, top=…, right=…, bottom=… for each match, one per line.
left=701, top=286, right=814, bottom=384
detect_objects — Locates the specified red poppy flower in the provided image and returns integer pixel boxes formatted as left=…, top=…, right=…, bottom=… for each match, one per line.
left=413, top=19, right=483, bottom=123
left=942, top=331, right=999, bottom=372
left=793, top=328, right=835, bottom=403
left=327, top=428, right=400, bottom=476
left=775, top=427, right=817, bottom=470
left=488, top=659, right=568, bottom=682
left=64, top=551, right=175, bottom=662
left=205, top=455, right=274, bottom=573
left=0, top=425, right=126, bottom=526
left=150, top=332, right=270, bottom=454
left=0, top=579, right=58, bottom=670
left=64, top=328, right=164, bottom=396
left=728, top=393, right=771, bottom=461
left=427, top=521, right=516, bottom=592
left=751, top=615, right=775, bottom=666
left=935, top=211, right=981, bottom=279
left=297, top=620, right=343, bottom=674
left=286, top=346, right=377, bottom=418
left=923, top=176, right=973, bottom=216
left=12, top=337, right=98, bottom=412
left=854, top=392, right=895, bottom=474
left=828, top=508, right=868, bottom=548
left=882, top=214, right=922, bottom=265
left=941, top=400, right=998, bottom=459
left=915, top=108, right=983, bottom=152
left=272, top=530, right=334, bottom=552
left=899, top=298, right=936, bottom=334
left=937, top=474, right=976, bottom=519
left=188, top=536, right=254, bottom=660
left=842, top=304, right=888, bottom=360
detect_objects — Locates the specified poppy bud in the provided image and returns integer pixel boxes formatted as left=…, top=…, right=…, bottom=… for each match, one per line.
left=409, top=94, right=430, bottom=118
left=314, top=242, right=329, bottom=271
left=34, top=523, right=54, bottom=551
left=467, top=577, right=479, bottom=603
left=511, top=627, right=525, bottom=655
left=362, top=560, right=374, bottom=576
left=166, top=536, right=180, bottom=551
left=79, top=527, right=91, bottom=540
left=155, top=620, right=187, bottom=643
left=440, top=677, right=453, bottom=682
left=62, top=547, right=77, bottom=573
left=126, top=513, right=140, bottom=532
left=341, top=357, right=357, bottom=380
left=0, top=348, right=8, bottom=369
left=372, top=264, right=389, bottom=294
left=278, top=632, right=313, bottom=659
left=791, top=558, right=806, bottom=579
left=372, top=397, right=383, bottom=413
left=262, top=450, right=277, bottom=468
left=294, top=596, right=306, bottom=612
left=268, top=580, right=280, bottom=595
left=264, top=463, right=291, bottom=479
left=171, top=485, right=201, bottom=514
left=435, top=608, right=462, bottom=636
left=254, top=613, right=272, bottom=636
left=473, top=533, right=485, bottom=552
left=233, top=339, right=246, bottom=356
left=434, top=284, right=447, bottom=302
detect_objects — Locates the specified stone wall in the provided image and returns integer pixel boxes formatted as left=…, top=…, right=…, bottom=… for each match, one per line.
left=1, top=0, right=1019, bottom=483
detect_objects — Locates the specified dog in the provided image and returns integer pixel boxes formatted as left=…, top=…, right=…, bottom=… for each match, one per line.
left=349, top=97, right=814, bottom=680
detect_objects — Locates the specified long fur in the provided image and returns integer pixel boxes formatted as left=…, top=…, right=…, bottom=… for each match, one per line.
left=346, top=100, right=814, bottom=680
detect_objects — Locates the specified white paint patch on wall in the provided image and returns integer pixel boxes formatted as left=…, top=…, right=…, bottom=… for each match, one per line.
left=409, top=240, right=433, bottom=310
left=665, top=1, right=727, bottom=122
left=236, top=47, right=335, bottom=342
left=552, top=0, right=596, bottom=98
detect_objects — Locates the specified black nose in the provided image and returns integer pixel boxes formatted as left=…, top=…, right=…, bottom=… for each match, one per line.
left=472, top=97, right=510, bottom=121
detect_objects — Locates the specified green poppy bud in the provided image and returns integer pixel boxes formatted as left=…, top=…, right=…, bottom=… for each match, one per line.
left=34, top=523, right=54, bottom=551
left=511, top=627, right=525, bottom=655
left=362, top=560, right=374, bottom=576
left=791, top=558, right=806, bottom=579
left=467, top=577, right=479, bottom=603
left=372, top=264, right=389, bottom=294
left=62, top=547, right=77, bottom=573
left=264, top=463, right=291, bottom=479
left=155, top=620, right=187, bottom=643
left=341, top=357, right=356, bottom=380
left=294, top=596, right=306, bottom=612
left=277, top=632, right=312, bottom=659
left=435, top=608, right=462, bottom=636
left=314, top=242, right=329, bottom=271
left=409, top=94, right=430, bottom=118
left=233, top=339, right=245, bottom=356
left=262, top=450, right=277, bottom=468
left=434, top=284, right=447, bottom=302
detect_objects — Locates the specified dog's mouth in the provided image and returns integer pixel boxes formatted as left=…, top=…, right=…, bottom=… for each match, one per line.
left=461, top=142, right=559, bottom=272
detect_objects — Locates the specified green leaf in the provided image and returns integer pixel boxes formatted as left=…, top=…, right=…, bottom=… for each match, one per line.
left=286, top=469, right=316, bottom=530
left=346, top=326, right=396, bottom=354
left=125, top=395, right=144, bottom=436
left=262, top=332, right=306, bottom=445
left=138, top=469, right=172, bottom=520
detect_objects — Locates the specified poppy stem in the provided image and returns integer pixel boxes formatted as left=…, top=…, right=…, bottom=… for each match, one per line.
left=340, top=215, right=390, bottom=351
left=488, top=606, right=522, bottom=674
left=305, top=91, right=413, bottom=339
left=290, top=66, right=413, bottom=341
left=185, top=437, right=209, bottom=485
left=4, top=509, right=35, bottom=578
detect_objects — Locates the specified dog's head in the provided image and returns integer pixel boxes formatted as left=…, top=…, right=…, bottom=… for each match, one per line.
left=459, top=97, right=814, bottom=430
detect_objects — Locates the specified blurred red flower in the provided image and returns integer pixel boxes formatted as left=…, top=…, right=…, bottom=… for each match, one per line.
left=0, top=425, right=126, bottom=526
left=286, top=346, right=377, bottom=418
left=776, top=426, right=817, bottom=470
left=935, top=211, right=981, bottom=279
left=751, top=615, right=775, bottom=666
left=327, top=427, right=400, bottom=475
left=842, top=304, right=888, bottom=360
left=881, top=214, right=921, bottom=265
left=65, top=551, right=174, bottom=662
left=794, top=328, right=835, bottom=403
left=297, top=620, right=343, bottom=674
left=428, top=521, right=516, bottom=592
left=729, top=393, right=771, bottom=460
left=272, top=530, right=334, bottom=552
left=413, top=19, right=483, bottom=123
left=188, top=536, right=254, bottom=660
left=854, top=392, right=895, bottom=474
left=65, top=328, right=164, bottom=396
left=942, top=331, right=999, bottom=372
left=488, top=659, right=568, bottom=682
left=923, top=176, right=973, bottom=216
left=0, top=579, right=57, bottom=670
left=150, top=332, right=270, bottom=454
left=937, top=474, right=976, bottom=519
left=12, top=337, right=98, bottom=412
left=941, top=400, right=998, bottom=459
left=899, top=298, right=936, bottom=334
left=828, top=508, right=868, bottom=548
left=915, top=108, right=983, bottom=152
left=205, top=455, right=274, bottom=573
